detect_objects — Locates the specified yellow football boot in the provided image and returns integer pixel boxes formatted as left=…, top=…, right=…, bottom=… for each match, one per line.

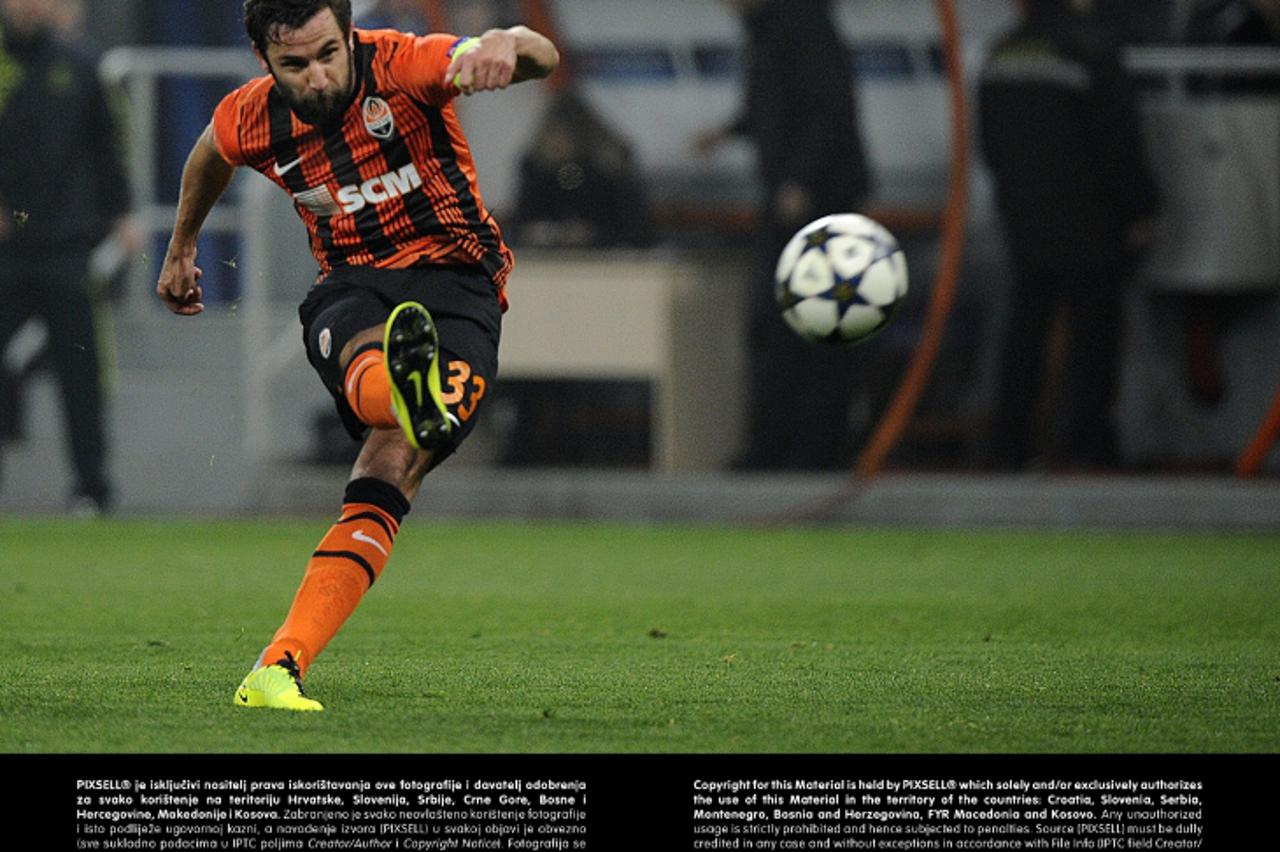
left=233, top=652, right=323, bottom=711
left=384, top=301, right=454, bottom=450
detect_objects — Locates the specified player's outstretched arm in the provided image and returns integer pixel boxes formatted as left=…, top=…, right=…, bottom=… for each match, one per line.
left=157, top=124, right=236, bottom=316
left=444, top=25, right=559, bottom=96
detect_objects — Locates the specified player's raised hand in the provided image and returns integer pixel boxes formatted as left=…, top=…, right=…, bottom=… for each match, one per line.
left=444, top=30, right=518, bottom=96
left=156, top=249, right=205, bottom=316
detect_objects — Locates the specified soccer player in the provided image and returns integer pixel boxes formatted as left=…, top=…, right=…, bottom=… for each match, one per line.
left=156, top=0, right=557, bottom=710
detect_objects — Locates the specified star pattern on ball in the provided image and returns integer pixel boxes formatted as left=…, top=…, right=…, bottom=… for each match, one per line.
left=819, top=253, right=870, bottom=308
left=804, top=226, right=835, bottom=249
left=823, top=274, right=876, bottom=325
left=830, top=279, right=859, bottom=304
left=816, top=231, right=902, bottom=312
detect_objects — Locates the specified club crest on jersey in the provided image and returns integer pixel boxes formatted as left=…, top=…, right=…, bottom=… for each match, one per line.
left=362, top=96, right=394, bottom=140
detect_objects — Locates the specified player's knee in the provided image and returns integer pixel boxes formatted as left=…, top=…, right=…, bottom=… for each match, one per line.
left=338, top=327, right=384, bottom=372
left=304, top=298, right=386, bottom=393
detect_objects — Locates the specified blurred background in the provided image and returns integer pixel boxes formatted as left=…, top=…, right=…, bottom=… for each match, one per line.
left=2, top=0, right=1279, bottom=521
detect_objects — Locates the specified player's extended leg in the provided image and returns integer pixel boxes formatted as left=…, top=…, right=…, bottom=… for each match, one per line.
left=233, top=465, right=415, bottom=711
left=234, top=303, right=448, bottom=711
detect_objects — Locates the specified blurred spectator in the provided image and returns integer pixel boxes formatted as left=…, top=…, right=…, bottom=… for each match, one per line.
left=1185, top=0, right=1280, bottom=92
left=1187, top=0, right=1280, bottom=45
left=511, top=90, right=655, bottom=249
left=1171, top=0, right=1280, bottom=405
left=694, top=0, right=872, bottom=471
left=449, top=0, right=519, bottom=36
left=354, top=0, right=518, bottom=35
left=48, top=0, right=83, bottom=37
left=354, top=0, right=428, bottom=33
left=0, top=0, right=142, bottom=513
left=1090, top=0, right=1175, bottom=44
left=978, top=0, right=1160, bottom=470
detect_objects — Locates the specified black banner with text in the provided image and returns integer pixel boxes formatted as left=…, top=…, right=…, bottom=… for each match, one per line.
left=14, top=753, right=1273, bottom=851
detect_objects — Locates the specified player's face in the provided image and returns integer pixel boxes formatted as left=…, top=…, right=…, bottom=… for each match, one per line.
left=258, top=7, right=355, bottom=126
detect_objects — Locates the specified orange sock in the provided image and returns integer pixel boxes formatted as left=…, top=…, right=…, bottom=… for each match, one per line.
left=259, top=480, right=409, bottom=676
left=344, top=347, right=398, bottom=429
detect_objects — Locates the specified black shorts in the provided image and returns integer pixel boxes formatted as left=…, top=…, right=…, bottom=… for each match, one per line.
left=298, top=263, right=502, bottom=461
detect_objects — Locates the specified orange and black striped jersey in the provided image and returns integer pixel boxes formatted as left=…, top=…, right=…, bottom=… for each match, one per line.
left=212, top=28, right=514, bottom=306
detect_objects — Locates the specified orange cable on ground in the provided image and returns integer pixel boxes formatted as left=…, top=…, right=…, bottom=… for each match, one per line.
left=854, top=0, right=969, bottom=480
left=1235, top=387, right=1280, bottom=477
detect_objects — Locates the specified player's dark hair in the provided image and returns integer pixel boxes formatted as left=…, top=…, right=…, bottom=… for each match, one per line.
left=243, top=0, right=353, bottom=55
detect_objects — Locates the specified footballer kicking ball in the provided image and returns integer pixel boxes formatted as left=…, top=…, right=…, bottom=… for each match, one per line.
left=775, top=213, right=908, bottom=345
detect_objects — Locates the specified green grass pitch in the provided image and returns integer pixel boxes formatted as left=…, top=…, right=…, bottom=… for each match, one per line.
left=0, top=517, right=1276, bottom=753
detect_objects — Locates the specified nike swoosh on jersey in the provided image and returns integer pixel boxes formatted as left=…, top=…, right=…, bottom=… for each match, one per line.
left=274, top=155, right=304, bottom=176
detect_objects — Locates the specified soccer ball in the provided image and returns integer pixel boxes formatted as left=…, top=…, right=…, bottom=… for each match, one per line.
left=774, top=213, right=908, bottom=344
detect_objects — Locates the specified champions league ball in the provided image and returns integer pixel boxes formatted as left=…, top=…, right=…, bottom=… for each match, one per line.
left=774, top=213, right=909, bottom=345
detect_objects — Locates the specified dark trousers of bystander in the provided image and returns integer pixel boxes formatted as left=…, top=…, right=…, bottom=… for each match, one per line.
left=986, top=252, right=1127, bottom=471
left=733, top=217, right=861, bottom=472
left=0, top=251, right=111, bottom=506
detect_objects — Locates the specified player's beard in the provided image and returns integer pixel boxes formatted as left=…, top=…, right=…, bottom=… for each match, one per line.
left=286, top=86, right=350, bottom=126
left=275, top=52, right=356, bottom=127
